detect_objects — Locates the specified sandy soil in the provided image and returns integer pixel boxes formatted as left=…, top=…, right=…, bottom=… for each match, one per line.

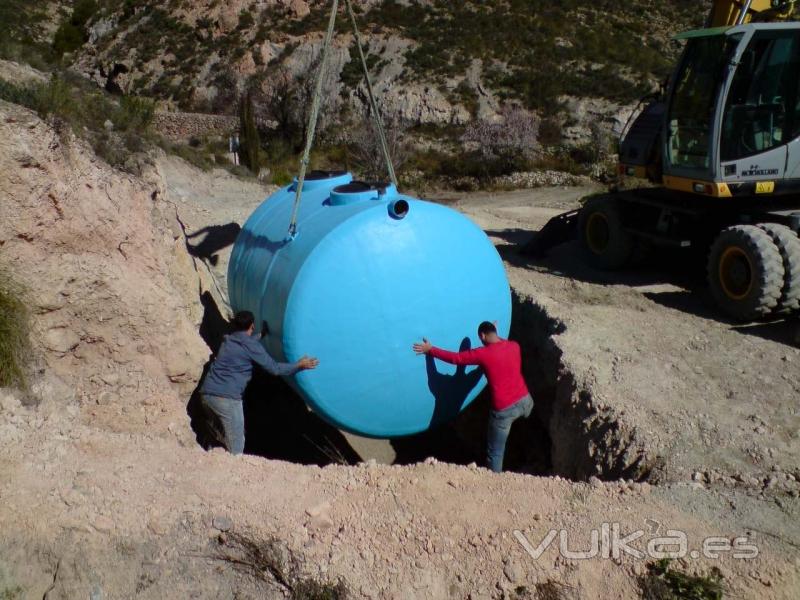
left=1, top=102, right=799, bottom=599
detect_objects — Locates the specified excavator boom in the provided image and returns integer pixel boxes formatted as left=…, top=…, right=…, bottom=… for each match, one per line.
left=709, top=0, right=797, bottom=27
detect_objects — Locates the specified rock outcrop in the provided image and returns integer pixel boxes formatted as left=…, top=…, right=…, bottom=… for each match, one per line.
left=72, top=0, right=677, bottom=145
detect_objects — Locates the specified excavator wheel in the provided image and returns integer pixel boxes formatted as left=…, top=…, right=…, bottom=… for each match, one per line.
left=707, top=225, right=785, bottom=321
left=757, top=223, right=800, bottom=314
left=578, top=195, right=634, bottom=269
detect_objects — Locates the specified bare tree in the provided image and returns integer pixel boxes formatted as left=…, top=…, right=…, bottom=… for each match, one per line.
left=291, top=54, right=342, bottom=147
left=461, top=106, right=541, bottom=161
left=253, top=58, right=342, bottom=153
left=253, top=67, right=295, bottom=145
left=210, top=68, right=240, bottom=115
left=346, top=117, right=408, bottom=182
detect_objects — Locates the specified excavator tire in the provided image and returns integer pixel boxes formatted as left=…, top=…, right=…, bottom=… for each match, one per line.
left=578, top=195, right=634, bottom=269
left=707, top=225, right=785, bottom=321
left=757, top=223, right=800, bottom=314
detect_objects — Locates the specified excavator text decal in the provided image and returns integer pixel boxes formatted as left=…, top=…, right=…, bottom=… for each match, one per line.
left=741, top=164, right=779, bottom=177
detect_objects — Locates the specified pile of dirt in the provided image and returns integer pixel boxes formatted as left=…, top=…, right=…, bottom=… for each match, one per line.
left=0, top=98, right=207, bottom=441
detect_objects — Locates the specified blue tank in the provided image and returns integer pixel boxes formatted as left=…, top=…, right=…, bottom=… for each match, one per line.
left=228, top=171, right=511, bottom=438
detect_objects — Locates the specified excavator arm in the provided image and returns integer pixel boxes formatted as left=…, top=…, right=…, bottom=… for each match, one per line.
left=709, top=0, right=797, bottom=27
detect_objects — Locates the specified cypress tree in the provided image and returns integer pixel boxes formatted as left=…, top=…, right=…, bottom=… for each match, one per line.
left=238, top=91, right=260, bottom=172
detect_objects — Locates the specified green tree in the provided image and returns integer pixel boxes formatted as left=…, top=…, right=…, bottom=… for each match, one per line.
left=53, top=0, right=98, bottom=58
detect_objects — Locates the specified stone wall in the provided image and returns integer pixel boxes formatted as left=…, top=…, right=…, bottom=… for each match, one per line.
left=152, top=111, right=239, bottom=141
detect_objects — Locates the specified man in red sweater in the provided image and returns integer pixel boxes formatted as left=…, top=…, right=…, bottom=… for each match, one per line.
left=413, top=321, right=533, bottom=473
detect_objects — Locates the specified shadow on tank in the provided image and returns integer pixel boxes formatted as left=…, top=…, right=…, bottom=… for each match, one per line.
left=391, top=335, right=552, bottom=475
left=425, top=337, right=484, bottom=427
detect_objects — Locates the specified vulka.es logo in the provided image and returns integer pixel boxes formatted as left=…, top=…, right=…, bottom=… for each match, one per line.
left=513, top=521, right=759, bottom=561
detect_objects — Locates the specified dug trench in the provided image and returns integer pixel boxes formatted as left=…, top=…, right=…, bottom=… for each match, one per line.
left=185, top=286, right=652, bottom=483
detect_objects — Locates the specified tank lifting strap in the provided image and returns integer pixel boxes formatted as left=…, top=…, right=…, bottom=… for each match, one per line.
left=287, top=0, right=339, bottom=238
left=344, top=0, right=397, bottom=188
left=287, top=0, right=398, bottom=238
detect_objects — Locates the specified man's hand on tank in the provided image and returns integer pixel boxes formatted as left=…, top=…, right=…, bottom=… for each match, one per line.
left=297, top=356, right=319, bottom=370
left=412, top=338, right=432, bottom=355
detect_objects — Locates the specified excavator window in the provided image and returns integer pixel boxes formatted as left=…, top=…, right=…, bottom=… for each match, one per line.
left=720, top=30, right=800, bottom=161
left=667, top=35, right=740, bottom=172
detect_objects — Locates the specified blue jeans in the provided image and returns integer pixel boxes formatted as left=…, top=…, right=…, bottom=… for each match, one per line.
left=487, top=394, right=533, bottom=473
left=201, top=394, right=245, bottom=455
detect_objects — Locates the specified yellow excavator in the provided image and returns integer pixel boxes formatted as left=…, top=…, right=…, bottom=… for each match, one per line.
left=526, top=0, right=800, bottom=321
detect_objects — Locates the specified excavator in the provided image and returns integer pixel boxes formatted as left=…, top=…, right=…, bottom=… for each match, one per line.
left=524, top=0, right=800, bottom=321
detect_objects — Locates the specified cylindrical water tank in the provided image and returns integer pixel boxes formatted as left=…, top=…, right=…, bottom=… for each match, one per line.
left=228, top=171, right=510, bottom=437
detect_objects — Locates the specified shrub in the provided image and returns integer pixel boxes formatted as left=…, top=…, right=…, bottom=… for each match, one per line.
left=237, top=9, right=255, bottom=31
left=0, top=79, right=38, bottom=108
left=114, top=95, right=155, bottom=132
left=156, top=138, right=214, bottom=171
left=31, top=76, right=75, bottom=119
left=52, top=0, right=98, bottom=58
left=270, top=168, right=293, bottom=186
left=0, top=76, right=78, bottom=122
left=0, top=268, right=31, bottom=389
left=451, top=79, right=479, bottom=118
left=638, top=559, right=724, bottom=600
left=1, top=75, right=159, bottom=172
left=0, top=585, right=24, bottom=600
left=0, top=0, right=53, bottom=66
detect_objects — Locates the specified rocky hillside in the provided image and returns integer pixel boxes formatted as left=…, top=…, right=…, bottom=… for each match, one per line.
left=0, top=96, right=209, bottom=441
left=73, top=0, right=707, bottom=140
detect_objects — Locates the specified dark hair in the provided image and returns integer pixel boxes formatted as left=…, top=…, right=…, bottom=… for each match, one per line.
left=478, top=321, right=496, bottom=336
left=232, top=310, right=255, bottom=332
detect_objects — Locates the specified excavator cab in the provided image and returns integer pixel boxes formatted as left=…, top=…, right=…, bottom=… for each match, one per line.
left=622, top=23, right=800, bottom=198
left=527, top=16, right=800, bottom=323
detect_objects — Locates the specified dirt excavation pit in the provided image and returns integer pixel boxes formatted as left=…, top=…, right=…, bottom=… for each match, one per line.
left=185, top=280, right=642, bottom=483
left=173, top=169, right=800, bottom=498
left=510, top=291, right=653, bottom=482
left=171, top=169, right=664, bottom=482
left=184, top=292, right=557, bottom=474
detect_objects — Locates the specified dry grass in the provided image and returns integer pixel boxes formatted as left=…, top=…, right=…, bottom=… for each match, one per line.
left=215, top=531, right=348, bottom=600
left=0, top=268, right=31, bottom=390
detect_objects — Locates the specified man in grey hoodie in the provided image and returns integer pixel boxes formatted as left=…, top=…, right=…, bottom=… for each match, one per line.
left=200, top=310, right=319, bottom=454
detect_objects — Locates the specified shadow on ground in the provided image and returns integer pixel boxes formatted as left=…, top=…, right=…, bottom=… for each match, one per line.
left=489, top=226, right=800, bottom=347
left=185, top=223, right=241, bottom=266
left=186, top=290, right=361, bottom=466
left=390, top=388, right=552, bottom=475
